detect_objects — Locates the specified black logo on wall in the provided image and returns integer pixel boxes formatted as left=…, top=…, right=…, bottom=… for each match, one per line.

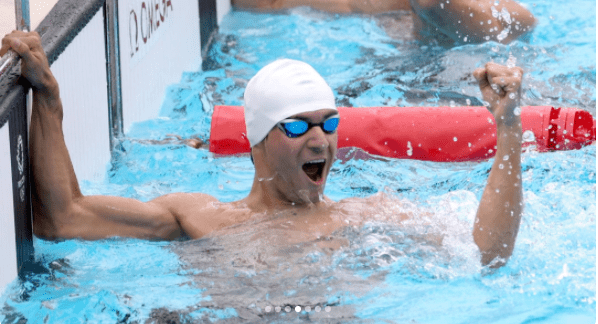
left=128, top=0, right=174, bottom=58
left=16, top=134, right=25, bottom=202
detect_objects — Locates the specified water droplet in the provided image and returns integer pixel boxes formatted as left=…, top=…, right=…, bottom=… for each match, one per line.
left=503, top=155, right=509, bottom=161
left=488, top=19, right=492, bottom=24
left=488, top=149, right=494, bottom=153
left=509, top=93, right=516, bottom=99
left=449, top=100, right=456, bottom=107
left=499, top=163, right=504, bottom=169
left=407, top=141, right=413, bottom=156
left=470, top=13, right=474, bottom=17
left=466, top=98, right=471, bottom=105
left=506, top=53, right=517, bottom=68
left=440, top=2, right=444, bottom=9
left=453, top=137, right=458, bottom=142
left=513, top=107, right=521, bottom=116
left=501, top=7, right=512, bottom=24
left=468, top=142, right=472, bottom=147
left=491, top=6, right=499, bottom=18
left=495, top=188, right=500, bottom=193
left=487, top=117, right=494, bottom=124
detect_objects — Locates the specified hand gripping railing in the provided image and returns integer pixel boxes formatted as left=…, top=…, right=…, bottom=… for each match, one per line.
left=0, top=0, right=106, bottom=280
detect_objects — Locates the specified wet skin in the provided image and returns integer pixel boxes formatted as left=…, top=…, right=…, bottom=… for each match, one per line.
left=232, top=0, right=537, bottom=45
left=1, top=31, right=524, bottom=268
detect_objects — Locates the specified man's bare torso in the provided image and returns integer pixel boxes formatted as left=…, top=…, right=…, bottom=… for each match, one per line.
left=168, top=192, right=413, bottom=246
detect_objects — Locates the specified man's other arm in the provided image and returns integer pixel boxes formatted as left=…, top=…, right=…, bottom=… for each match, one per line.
left=472, top=62, right=524, bottom=268
left=1, top=31, right=184, bottom=240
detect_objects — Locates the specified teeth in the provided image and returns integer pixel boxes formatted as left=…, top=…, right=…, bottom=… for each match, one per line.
left=305, top=159, right=325, bottom=164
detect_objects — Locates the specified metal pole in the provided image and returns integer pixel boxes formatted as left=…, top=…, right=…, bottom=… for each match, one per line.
left=10, top=0, right=34, bottom=278
left=15, top=0, right=31, bottom=31
left=104, top=0, right=124, bottom=157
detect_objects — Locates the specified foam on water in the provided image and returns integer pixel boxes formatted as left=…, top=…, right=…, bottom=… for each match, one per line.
left=1, top=0, right=595, bottom=322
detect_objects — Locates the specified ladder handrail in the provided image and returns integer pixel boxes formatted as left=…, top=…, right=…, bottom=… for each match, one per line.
left=0, top=0, right=106, bottom=130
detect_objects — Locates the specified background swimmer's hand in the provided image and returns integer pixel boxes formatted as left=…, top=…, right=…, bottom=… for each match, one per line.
left=1, top=31, right=57, bottom=95
left=473, top=62, right=523, bottom=128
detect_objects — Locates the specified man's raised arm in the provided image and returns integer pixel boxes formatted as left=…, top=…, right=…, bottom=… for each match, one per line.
left=472, top=62, right=524, bottom=268
left=1, top=31, right=184, bottom=240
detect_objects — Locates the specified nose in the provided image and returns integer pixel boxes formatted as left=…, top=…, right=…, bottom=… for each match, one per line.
left=305, top=126, right=329, bottom=153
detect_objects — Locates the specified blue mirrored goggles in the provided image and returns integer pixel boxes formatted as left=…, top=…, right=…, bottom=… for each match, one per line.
left=276, top=114, right=340, bottom=138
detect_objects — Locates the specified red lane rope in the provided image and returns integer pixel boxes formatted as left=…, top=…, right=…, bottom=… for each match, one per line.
left=209, top=106, right=596, bottom=162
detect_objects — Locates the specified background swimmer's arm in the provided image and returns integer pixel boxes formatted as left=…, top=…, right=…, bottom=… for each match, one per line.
left=472, top=62, right=523, bottom=268
left=1, top=31, right=183, bottom=241
left=232, top=0, right=411, bottom=14
left=410, top=0, right=536, bottom=44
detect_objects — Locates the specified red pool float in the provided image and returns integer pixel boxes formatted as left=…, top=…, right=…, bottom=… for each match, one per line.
left=209, top=105, right=596, bottom=162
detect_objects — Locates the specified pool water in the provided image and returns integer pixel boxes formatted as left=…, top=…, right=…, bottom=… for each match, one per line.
left=1, top=0, right=595, bottom=322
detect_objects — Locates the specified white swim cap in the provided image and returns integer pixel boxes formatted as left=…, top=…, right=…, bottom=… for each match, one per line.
left=244, top=59, right=337, bottom=147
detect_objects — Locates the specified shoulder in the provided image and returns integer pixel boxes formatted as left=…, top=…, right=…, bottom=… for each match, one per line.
left=152, top=192, right=216, bottom=203
left=151, top=192, right=218, bottom=216
left=152, top=193, right=252, bottom=239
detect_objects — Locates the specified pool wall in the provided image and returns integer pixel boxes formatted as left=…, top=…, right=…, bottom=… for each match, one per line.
left=0, top=0, right=231, bottom=294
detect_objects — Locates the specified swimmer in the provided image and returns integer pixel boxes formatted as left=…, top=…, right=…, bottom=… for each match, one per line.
left=1, top=31, right=523, bottom=268
left=233, top=0, right=536, bottom=45
left=132, top=134, right=207, bottom=149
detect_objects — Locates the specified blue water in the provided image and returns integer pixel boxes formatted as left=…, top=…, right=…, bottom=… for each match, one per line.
left=1, top=0, right=595, bottom=322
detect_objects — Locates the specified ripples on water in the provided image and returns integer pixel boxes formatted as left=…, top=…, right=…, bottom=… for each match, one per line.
left=1, top=0, right=595, bottom=322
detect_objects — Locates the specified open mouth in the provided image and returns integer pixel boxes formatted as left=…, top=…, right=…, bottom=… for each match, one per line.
left=302, top=159, right=326, bottom=183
